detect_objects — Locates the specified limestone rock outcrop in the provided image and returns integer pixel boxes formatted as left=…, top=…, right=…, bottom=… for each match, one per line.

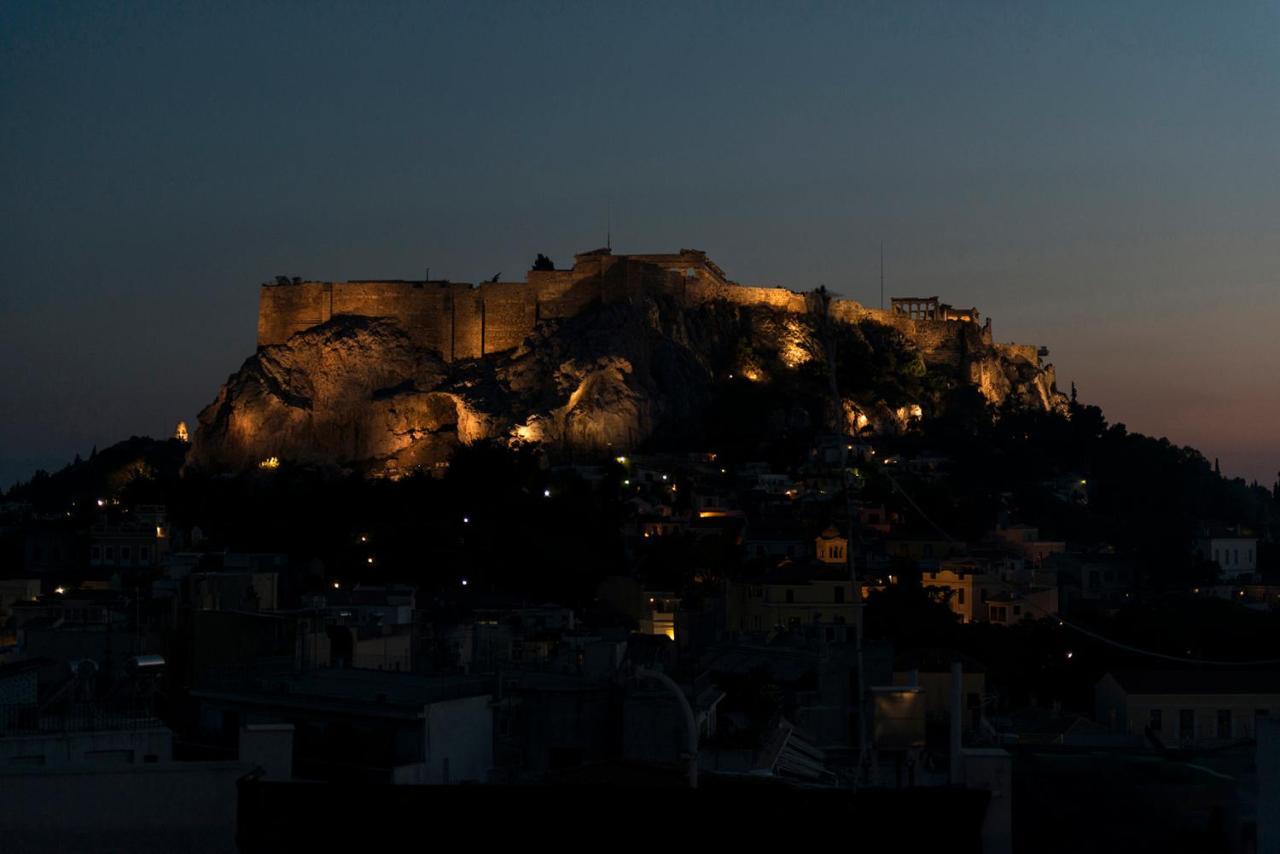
left=190, top=295, right=1066, bottom=476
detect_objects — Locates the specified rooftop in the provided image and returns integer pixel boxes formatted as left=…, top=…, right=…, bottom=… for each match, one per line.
left=1107, top=670, right=1280, bottom=695
left=193, top=668, right=493, bottom=713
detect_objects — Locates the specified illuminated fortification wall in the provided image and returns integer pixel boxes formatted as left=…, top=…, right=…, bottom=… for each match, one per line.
left=256, top=248, right=1022, bottom=369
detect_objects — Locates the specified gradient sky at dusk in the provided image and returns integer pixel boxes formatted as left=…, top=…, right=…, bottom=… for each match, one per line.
left=2, top=1, right=1277, bottom=487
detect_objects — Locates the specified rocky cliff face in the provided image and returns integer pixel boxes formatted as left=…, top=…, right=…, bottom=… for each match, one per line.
left=190, top=296, right=1067, bottom=476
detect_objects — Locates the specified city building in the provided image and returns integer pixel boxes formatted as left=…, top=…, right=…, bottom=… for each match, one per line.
left=192, top=668, right=494, bottom=784
left=1095, top=670, right=1280, bottom=746
left=1194, top=529, right=1259, bottom=581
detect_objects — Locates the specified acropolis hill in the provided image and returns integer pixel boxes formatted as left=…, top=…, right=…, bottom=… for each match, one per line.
left=259, top=247, right=1038, bottom=366
left=193, top=248, right=1066, bottom=475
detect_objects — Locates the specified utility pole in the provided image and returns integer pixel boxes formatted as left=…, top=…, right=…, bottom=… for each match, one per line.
left=813, top=286, right=869, bottom=781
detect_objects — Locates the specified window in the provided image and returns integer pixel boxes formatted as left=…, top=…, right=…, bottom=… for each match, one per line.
left=120, top=546, right=132, bottom=562
left=1217, top=709, right=1232, bottom=739
left=1013, top=605, right=1021, bottom=617
left=140, top=546, right=151, bottom=562
left=104, top=546, right=114, bottom=563
left=785, top=589, right=794, bottom=604
left=1149, top=709, right=1162, bottom=731
left=957, top=589, right=965, bottom=605
left=90, top=546, right=101, bottom=562
left=834, top=586, right=845, bottom=603
left=1179, top=709, right=1195, bottom=740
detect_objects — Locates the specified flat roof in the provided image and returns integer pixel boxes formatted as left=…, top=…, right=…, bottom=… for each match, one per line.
left=1107, top=670, right=1280, bottom=695
left=194, top=668, right=493, bottom=713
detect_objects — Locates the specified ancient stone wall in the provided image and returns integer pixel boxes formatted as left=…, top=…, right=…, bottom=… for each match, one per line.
left=257, top=282, right=332, bottom=346
left=448, top=287, right=483, bottom=360
left=686, top=280, right=811, bottom=314
left=255, top=250, right=1041, bottom=370
left=477, top=283, right=538, bottom=354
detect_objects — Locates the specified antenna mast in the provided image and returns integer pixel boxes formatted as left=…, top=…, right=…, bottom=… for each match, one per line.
left=879, top=242, right=884, bottom=310
left=606, top=201, right=612, bottom=251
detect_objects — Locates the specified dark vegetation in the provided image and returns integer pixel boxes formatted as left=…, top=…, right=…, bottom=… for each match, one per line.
left=5, top=439, right=627, bottom=606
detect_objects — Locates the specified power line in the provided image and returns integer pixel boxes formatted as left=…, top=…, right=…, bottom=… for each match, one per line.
left=1029, top=604, right=1280, bottom=666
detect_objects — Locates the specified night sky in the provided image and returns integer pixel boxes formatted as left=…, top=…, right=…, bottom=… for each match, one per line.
left=2, top=1, right=1277, bottom=488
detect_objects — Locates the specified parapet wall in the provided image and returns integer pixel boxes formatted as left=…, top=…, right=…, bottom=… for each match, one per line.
left=256, top=249, right=1022, bottom=368
left=259, top=250, right=701, bottom=358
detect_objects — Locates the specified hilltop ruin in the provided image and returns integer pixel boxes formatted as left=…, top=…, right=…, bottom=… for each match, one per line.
left=191, top=248, right=1065, bottom=475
